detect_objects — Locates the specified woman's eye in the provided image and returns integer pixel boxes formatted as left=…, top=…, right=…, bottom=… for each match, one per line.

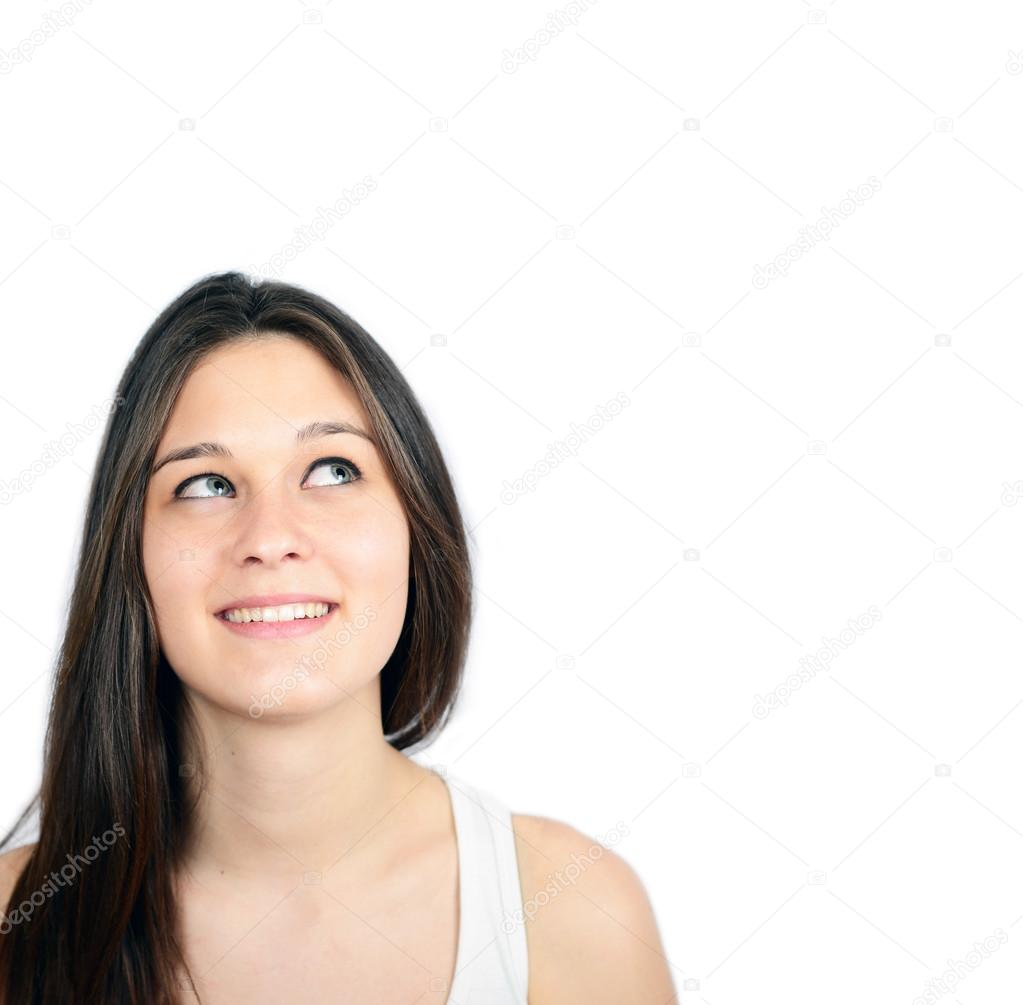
left=305, top=458, right=361, bottom=488
left=177, top=474, right=234, bottom=499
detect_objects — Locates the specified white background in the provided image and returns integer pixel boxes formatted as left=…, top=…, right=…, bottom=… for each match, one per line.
left=3, top=1, right=1023, bottom=1002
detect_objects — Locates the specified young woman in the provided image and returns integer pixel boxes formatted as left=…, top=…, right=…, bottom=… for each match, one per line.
left=0, top=271, right=676, bottom=1003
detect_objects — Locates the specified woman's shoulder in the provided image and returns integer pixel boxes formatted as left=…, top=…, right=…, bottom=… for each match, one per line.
left=0, top=843, right=35, bottom=912
left=509, top=813, right=676, bottom=1004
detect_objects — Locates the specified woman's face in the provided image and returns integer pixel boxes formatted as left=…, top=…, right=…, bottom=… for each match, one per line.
left=141, top=334, right=410, bottom=722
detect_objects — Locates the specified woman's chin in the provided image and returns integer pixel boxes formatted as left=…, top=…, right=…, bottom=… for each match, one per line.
left=241, top=672, right=350, bottom=720
left=176, top=670, right=348, bottom=723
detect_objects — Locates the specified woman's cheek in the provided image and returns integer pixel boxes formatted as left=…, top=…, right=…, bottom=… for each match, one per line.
left=331, top=516, right=410, bottom=660
left=324, top=502, right=406, bottom=587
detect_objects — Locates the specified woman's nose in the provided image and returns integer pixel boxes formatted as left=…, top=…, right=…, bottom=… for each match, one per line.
left=226, top=490, right=315, bottom=567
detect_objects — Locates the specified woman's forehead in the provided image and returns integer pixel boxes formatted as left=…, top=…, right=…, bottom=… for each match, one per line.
left=161, top=337, right=369, bottom=441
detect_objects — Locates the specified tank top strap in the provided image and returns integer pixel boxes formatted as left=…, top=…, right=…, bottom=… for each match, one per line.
left=441, top=770, right=529, bottom=1004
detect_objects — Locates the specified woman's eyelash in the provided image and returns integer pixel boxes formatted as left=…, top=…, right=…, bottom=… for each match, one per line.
left=172, top=457, right=362, bottom=499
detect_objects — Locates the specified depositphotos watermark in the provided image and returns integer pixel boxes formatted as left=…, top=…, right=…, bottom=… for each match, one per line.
left=752, top=604, right=882, bottom=719
left=0, top=0, right=94, bottom=74
left=248, top=605, right=377, bottom=717
left=247, top=176, right=377, bottom=279
left=0, top=395, right=125, bottom=506
left=500, top=392, right=630, bottom=504
left=500, top=821, right=629, bottom=932
left=752, top=176, right=882, bottom=289
left=912, top=927, right=1008, bottom=1004
left=0, top=823, right=126, bottom=932
left=501, top=0, right=599, bottom=73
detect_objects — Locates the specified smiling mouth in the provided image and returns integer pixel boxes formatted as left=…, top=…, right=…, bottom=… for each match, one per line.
left=216, top=602, right=338, bottom=624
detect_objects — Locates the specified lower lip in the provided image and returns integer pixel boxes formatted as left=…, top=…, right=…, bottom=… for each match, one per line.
left=214, top=604, right=338, bottom=639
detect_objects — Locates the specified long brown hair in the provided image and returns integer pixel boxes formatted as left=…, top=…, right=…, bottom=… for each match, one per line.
left=0, top=271, right=473, bottom=1002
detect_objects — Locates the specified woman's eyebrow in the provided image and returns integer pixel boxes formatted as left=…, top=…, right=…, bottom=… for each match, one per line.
left=151, top=420, right=375, bottom=476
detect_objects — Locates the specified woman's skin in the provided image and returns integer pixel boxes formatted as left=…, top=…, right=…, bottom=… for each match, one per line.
left=0, top=335, right=677, bottom=1003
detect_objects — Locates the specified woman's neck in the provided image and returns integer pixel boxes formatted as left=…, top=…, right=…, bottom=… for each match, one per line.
left=174, top=684, right=433, bottom=883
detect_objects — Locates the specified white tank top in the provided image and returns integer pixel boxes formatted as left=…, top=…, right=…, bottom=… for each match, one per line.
left=438, top=769, right=529, bottom=1004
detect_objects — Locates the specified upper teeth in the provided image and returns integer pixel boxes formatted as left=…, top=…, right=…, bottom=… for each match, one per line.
left=222, top=602, right=330, bottom=623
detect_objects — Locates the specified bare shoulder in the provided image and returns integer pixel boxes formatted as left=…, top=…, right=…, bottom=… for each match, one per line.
left=0, top=843, right=35, bottom=913
left=510, top=814, right=677, bottom=1005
